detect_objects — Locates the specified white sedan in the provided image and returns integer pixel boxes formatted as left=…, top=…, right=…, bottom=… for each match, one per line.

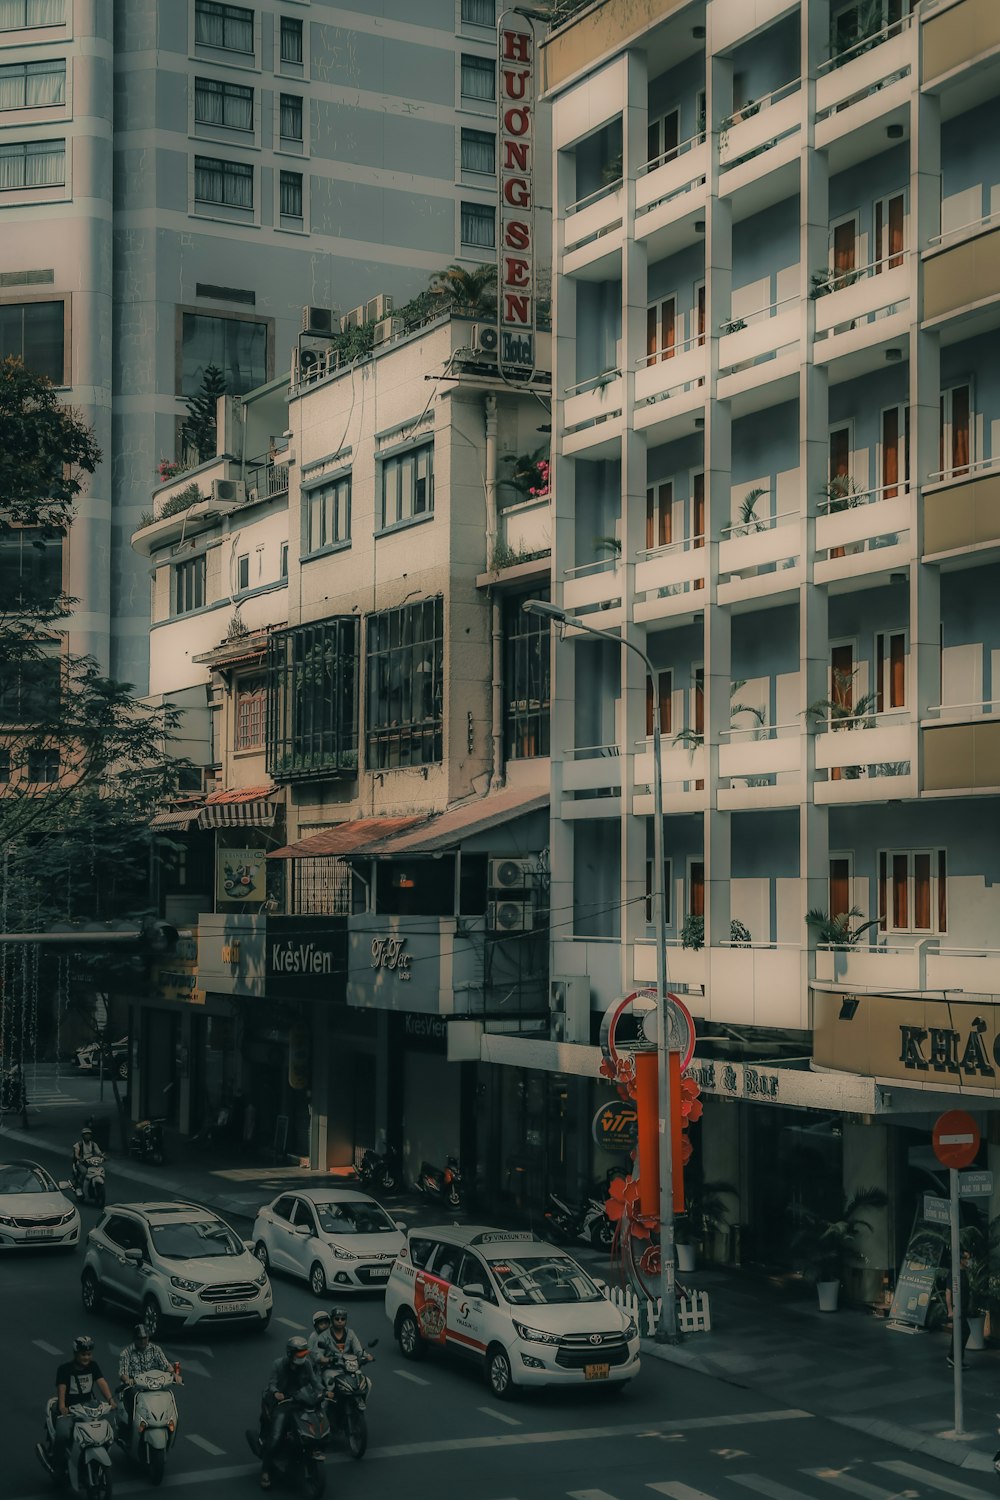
left=0, top=1160, right=80, bottom=1250
left=252, top=1189, right=405, bottom=1297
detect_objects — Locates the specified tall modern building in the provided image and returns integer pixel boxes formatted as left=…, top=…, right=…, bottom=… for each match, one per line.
left=540, top=0, right=1000, bottom=1287
left=0, top=0, right=545, bottom=686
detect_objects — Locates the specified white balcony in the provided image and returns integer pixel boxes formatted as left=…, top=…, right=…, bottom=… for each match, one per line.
left=925, top=947, right=1000, bottom=996
left=709, top=945, right=805, bottom=1028
left=635, top=136, right=708, bottom=241
left=633, top=940, right=706, bottom=994
left=564, top=372, right=624, bottom=437
left=814, top=487, right=912, bottom=585
left=498, top=495, right=551, bottom=561
left=719, top=82, right=802, bottom=184
left=562, top=745, right=622, bottom=794
left=815, top=20, right=914, bottom=145
left=813, top=259, right=910, bottom=339
left=814, top=715, right=917, bottom=802
left=562, top=558, right=622, bottom=613
left=814, top=940, right=926, bottom=991
left=718, top=299, right=799, bottom=380
left=633, top=536, right=707, bottom=622
left=564, top=181, right=624, bottom=257
left=633, top=742, right=706, bottom=816
left=718, top=508, right=801, bottom=601
left=719, top=727, right=801, bottom=781
left=713, top=0, right=801, bottom=51
left=634, top=338, right=707, bottom=408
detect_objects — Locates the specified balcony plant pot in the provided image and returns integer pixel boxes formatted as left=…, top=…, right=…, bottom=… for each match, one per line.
left=817, top=1280, right=840, bottom=1313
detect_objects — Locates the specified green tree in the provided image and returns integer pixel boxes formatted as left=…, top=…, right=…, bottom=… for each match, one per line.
left=180, top=363, right=228, bottom=463
left=0, top=355, right=100, bottom=529
left=429, top=262, right=498, bottom=314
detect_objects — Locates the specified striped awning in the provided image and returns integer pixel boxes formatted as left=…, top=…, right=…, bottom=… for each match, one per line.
left=198, top=800, right=276, bottom=829
left=150, top=807, right=202, bottom=831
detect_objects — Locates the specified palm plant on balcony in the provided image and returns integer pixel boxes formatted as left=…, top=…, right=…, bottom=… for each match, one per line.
left=429, top=262, right=497, bottom=315
left=809, top=266, right=862, bottom=299
left=829, top=0, right=888, bottom=68
left=732, top=487, right=767, bottom=537
left=681, top=915, right=754, bottom=951
left=820, top=474, right=865, bottom=513
left=806, top=905, right=881, bottom=947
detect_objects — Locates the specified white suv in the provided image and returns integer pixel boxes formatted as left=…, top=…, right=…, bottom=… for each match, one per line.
left=81, top=1202, right=272, bottom=1336
left=384, top=1225, right=640, bottom=1399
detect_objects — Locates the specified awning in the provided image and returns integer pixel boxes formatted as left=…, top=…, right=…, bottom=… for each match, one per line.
left=198, top=785, right=277, bottom=830
left=269, top=817, right=427, bottom=860
left=150, top=807, right=202, bottom=831
left=361, top=787, right=549, bottom=856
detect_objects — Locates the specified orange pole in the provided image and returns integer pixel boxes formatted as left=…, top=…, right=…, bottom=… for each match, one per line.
left=634, top=1051, right=659, bottom=1219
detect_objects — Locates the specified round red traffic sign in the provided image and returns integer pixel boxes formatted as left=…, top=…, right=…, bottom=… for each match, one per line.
left=932, top=1110, right=980, bottom=1169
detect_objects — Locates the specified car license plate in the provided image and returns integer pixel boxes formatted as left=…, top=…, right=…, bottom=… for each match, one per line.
left=25, top=1228, right=54, bottom=1239
left=213, top=1301, right=246, bottom=1314
left=369, top=1266, right=390, bottom=1279
left=584, top=1363, right=610, bottom=1380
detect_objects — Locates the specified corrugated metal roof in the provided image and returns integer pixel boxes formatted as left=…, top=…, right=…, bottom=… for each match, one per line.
left=204, top=785, right=275, bottom=805
left=150, top=807, right=202, bottom=831
left=268, top=816, right=427, bottom=860
left=363, top=787, right=549, bottom=855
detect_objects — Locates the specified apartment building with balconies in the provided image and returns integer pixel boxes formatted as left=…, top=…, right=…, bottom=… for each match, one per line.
left=538, top=0, right=1000, bottom=1287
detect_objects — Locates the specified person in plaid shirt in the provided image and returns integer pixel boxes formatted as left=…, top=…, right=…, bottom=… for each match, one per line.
left=117, top=1326, right=179, bottom=1429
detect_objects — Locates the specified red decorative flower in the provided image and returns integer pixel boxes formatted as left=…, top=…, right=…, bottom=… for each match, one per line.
left=639, top=1242, right=661, bottom=1275
left=605, top=1174, right=641, bottom=1224
left=598, top=1056, right=616, bottom=1081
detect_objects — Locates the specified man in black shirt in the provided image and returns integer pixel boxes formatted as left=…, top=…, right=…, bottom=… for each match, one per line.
left=54, top=1335, right=116, bottom=1466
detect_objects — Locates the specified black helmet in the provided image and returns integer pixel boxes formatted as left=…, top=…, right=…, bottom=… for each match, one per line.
left=330, top=1307, right=347, bottom=1322
left=311, top=1310, right=330, bottom=1329
left=133, top=1324, right=149, bottom=1343
left=286, top=1335, right=309, bottom=1360
left=81, top=1126, right=93, bottom=1138
left=74, top=1335, right=95, bottom=1354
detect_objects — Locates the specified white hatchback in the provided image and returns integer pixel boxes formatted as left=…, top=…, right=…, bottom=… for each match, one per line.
left=0, top=1159, right=80, bottom=1251
left=252, top=1189, right=406, bottom=1297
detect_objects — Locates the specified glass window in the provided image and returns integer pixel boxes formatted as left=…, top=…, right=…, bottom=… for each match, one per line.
left=313, top=1199, right=398, bottom=1235
left=488, top=1253, right=603, bottom=1305
left=280, top=92, right=302, bottom=141
left=0, top=59, right=65, bottom=109
left=0, top=750, right=9, bottom=784
left=461, top=200, right=495, bottom=248
left=279, top=169, right=302, bottom=219
left=381, top=442, right=433, bottom=529
left=0, top=527, right=62, bottom=603
left=461, top=54, right=495, bottom=101
left=0, top=0, right=65, bottom=29
left=503, top=591, right=550, bottom=760
left=0, top=299, right=63, bottom=382
left=27, top=746, right=59, bottom=782
left=461, top=0, right=495, bottom=23
left=879, top=848, right=947, bottom=934
left=195, top=0, right=253, bottom=53
left=305, top=475, right=350, bottom=552
left=149, top=1217, right=244, bottom=1258
left=0, top=650, right=59, bottom=723
left=0, top=1162, right=56, bottom=1193
left=236, top=552, right=250, bottom=591
left=235, top=675, right=265, bottom=750
left=180, top=311, right=268, bottom=396
left=194, top=77, right=253, bottom=131
left=173, top=555, right=206, bottom=615
left=194, top=154, right=253, bottom=210
left=0, top=137, right=65, bottom=189
left=279, top=14, right=302, bottom=63
left=267, top=617, right=360, bottom=780
left=365, top=596, right=444, bottom=770
left=461, top=128, right=495, bottom=174
left=280, top=541, right=288, bottom=578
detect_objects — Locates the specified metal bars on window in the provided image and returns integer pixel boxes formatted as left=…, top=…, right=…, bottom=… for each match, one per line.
left=365, top=597, right=444, bottom=770
left=291, top=857, right=353, bottom=916
left=503, top=591, right=550, bottom=760
left=267, top=618, right=359, bottom=780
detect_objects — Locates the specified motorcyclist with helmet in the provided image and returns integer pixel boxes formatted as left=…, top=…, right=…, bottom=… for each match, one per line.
left=258, top=1335, right=321, bottom=1490
left=327, top=1307, right=371, bottom=1370
left=71, top=1124, right=102, bottom=1193
left=117, top=1324, right=179, bottom=1430
left=53, top=1335, right=116, bottom=1467
left=307, top=1309, right=334, bottom=1367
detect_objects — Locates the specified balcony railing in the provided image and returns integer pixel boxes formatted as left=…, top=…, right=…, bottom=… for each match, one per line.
left=814, top=480, right=910, bottom=561
left=635, top=331, right=707, bottom=408
left=717, top=293, right=798, bottom=377
left=929, top=208, right=1000, bottom=252
left=719, top=506, right=800, bottom=583
left=718, top=78, right=802, bottom=174
left=812, top=252, right=911, bottom=340
left=815, top=12, right=914, bottom=122
left=564, top=369, right=624, bottom=436
left=564, top=179, right=624, bottom=256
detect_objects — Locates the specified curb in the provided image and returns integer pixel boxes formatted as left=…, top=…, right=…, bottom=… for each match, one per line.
left=640, top=1339, right=997, bottom=1473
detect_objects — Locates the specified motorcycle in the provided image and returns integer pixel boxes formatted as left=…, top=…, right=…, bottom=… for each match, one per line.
left=37, top=1397, right=115, bottom=1498
left=0, top=1064, right=27, bottom=1119
left=246, top=1396, right=330, bottom=1500
left=544, top=1190, right=615, bottom=1250
left=117, top=1367, right=180, bottom=1485
left=72, top=1153, right=106, bottom=1210
left=415, top=1155, right=463, bottom=1208
left=129, top=1118, right=165, bottom=1166
left=322, top=1340, right=377, bottom=1460
left=357, top=1147, right=402, bottom=1193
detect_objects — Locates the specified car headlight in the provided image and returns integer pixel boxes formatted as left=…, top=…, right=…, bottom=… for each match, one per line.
left=170, top=1274, right=203, bottom=1292
left=329, top=1244, right=355, bottom=1261
left=59, top=1210, right=77, bottom=1225
left=254, top=1268, right=269, bottom=1287
left=624, top=1317, right=638, bottom=1340
left=0, top=1214, right=14, bottom=1227
left=512, top=1321, right=559, bottom=1345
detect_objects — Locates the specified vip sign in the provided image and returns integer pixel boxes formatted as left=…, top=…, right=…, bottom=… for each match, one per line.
left=498, top=21, right=535, bottom=373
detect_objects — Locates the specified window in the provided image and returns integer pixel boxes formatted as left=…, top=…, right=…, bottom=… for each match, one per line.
left=461, top=0, right=495, bottom=23
left=0, top=652, right=59, bottom=723
left=646, top=482, right=672, bottom=550
left=181, top=310, right=268, bottom=396
left=940, top=383, right=971, bottom=478
left=279, top=169, right=302, bottom=220
left=195, top=0, right=253, bottom=54
left=879, top=849, right=947, bottom=934
left=688, top=860, right=705, bottom=918
left=27, top=746, right=58, bottom=783
left=0, top=137, right=65, bottom=189
left=0, top=59, right=65, bottom=109
left=236, top=552, right=250, bottom=591
left=0, top=527, right=62, bottom=604
left=875, top=630, right=906, bottom=712
left=194, top=154, right=253, bottom=210
left=0, top=0, right=65, bottom=28
left=279, top=14, right=302, bottom=63
left=831, top=214, right=857, bottom=277
left=194, top=77, right=253, bottom=131
left=381, top=442, right=433, bottom=529
left=0, top=750, right=8, bottom=784
left=645, top=669, right=672, bottom=736
left=503, top=591, right=550, bottom=760
left=829, top=856, right=852, bottom=923
left=279, top=93, right=302, bottom=141
left=874, top=191, right=905, bottom=271
left=235, top=676, right=266, bottom=750
left=268, top=617, right=360, bottom=779
left=647, top=108, right=678, bottom=168
left=461, top=201, right=495, bottom=248
left=306, top=475, right=351, bottom=553
left=646, top=296, right=676, bottom=363
left=366, top=597, right=444, bottom=770
left=644, top=857, right=672, bottom=925
left=173, top=555, right=206, bottom=615
left=0, top=300, right=63, bottom=382
left=461, top=54, right=495, bottom=102
left=881, top=404, right=909, bottom=498
left=280, top=541, right=288, bottom=578
left=461, top=127, right=495, bottom=175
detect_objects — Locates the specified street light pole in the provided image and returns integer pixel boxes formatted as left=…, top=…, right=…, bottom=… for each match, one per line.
left=523, top=600, right=678, bottom=1341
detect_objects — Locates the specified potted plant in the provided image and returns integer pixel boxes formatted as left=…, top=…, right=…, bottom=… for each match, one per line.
left=676, top=1180, right=738, bottom=1270
left=791, top=1187, right=889, bottom=1311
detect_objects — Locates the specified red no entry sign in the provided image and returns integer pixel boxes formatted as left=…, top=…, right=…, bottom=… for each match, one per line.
left=932, top=1110, right=980, bottom=1169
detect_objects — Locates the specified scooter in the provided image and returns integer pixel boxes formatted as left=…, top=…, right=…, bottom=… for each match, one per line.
left=993, top=1413, right=1000, bottom=1476
left=415, top=1155, right=463, bottom=1208
left=246, top=1395, right=330, bottom=1500
left=37, top=1397, right=115, bottom=1497
left=357, top=1147, right=402, bottom=1193
left=72, top=1153, right=106, bottom=1210
left=322, top=1340, right=377, bottom=1460
left=129, top=1118, right=165, bottom=1166
left=117, top=1367, right=180, bottom=1486
left=545, top=1190, right=614, bottom=1250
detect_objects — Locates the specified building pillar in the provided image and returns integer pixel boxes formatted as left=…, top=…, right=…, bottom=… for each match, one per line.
left=310, top=1004, right=329, bottom=1169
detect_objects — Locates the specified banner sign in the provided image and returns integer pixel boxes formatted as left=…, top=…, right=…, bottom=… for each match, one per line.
left=498, top=19, right=535, bottom=373
left=216, top=848, right=266, bottom=905
left=887, top=1215, right=946, bottom=1332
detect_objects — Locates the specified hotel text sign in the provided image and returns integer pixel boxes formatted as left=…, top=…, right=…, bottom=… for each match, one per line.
left=498, top=21, right=535, bottom=373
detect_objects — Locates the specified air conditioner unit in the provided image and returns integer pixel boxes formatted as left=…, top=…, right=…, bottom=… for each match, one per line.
left=488, top=899, right=533, bottom=933
left=549, top=976, right=590, bottom=1044
left=302, top=305, right=334, bottom=336
left=365, top=293, right=394, bottom=324
left=340, top=305, right=365, bottom=332
left=211, top=478, right=246, bottom=505
left=372, top=316, right=403, bottom=347
left=489, top=856, right=534, bottom=891
left=472, top=323, right=499, bottom=355
left=297, top=346, right=324, bottom=379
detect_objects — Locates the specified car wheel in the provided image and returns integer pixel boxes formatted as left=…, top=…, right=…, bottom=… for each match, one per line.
left=485, top=1344, right=515, bottom=1400
left=142, top=1295, right=163, bottom=1339
left=81, top=1269, right=103, bottom=1314
left=447, top=1186, right=461, bottom=1208
left=396, top=1309, right=426, bottom=1361
left=591, top=1217, right=614, bottom=1250
left=117, top=1060, right=129, bottom=1082
left=254, top=1240, right=270, bottom=1271
left=381, top=1169, right=397, bottom=1192
left=309, top=1260, right=328, bottom=1298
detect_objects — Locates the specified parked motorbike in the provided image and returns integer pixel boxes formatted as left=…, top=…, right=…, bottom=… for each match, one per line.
left=129, top=1118, right=165, bottom=1166
left=357, top=1147, right=402, bottom=1193
left=72, top=1153, right=106, bottom=1210
left=322, top=1340, right=377, bottom=1460
left=415, top=1155, right=463, bottom=1208
left=0, top=1064, right=27, bottom=1118
left=544, top=1190, right=615, bottom=1250
left=994, top=1413, right=1000, bottom=1476
left=37, top=1397, right=115, bottom=1497
left=246, top=1395, right=330, bottom=1500
left=117, top=1367, right=180, bottom=1485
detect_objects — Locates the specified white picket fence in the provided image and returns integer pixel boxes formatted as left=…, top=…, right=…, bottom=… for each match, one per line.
left=604, top=1283, right=712, bottom=1335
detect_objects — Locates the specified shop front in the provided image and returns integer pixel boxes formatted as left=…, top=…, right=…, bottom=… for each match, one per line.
left=131, top=930, right=204, bottom=1128
left=265, top=915, right=347, bottom=1165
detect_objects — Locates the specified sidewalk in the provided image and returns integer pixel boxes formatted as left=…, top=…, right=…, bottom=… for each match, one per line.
left=643, top=1267, right=1000, bottom=1474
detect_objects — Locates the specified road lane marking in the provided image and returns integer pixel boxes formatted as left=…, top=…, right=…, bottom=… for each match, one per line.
left=806, top=1469, right=897, bottom=1500
left=650, top=1485, right=724, bottom=1499
left=186, top=1434, right=226, bottom=1457
left=733, top=1476, right=816, bottom=1500
left=393, top=1369, right=430, bottom=1386
left=877, top=1463, right=992, bottom=1499
left=569, top=1490, right=621, bottom=1499
left=478, top=1406, right=521, bottom=1426
left=33, top=1340, right=61, bottom=1356
left=276, top=1317, right=305, bottom=1330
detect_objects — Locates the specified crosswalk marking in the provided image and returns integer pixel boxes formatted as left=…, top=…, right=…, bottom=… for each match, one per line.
left=478, top=1406, right=521, bottom=1427
left=733, top=1474, right=817, bottom=1500
left=877, top=1462, right=993, bottom=1499
left=806, top=1469, right=897, bottom=1500
left=649, top=1484, right=723, bottom=1499
left=567, top=1490, right=620, bottom=1499
left=187, top=1433, right=226, bottom=1457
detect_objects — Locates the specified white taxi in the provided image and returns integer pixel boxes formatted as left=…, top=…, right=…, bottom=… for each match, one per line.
left=384, top=1225, right=639, bottom=1398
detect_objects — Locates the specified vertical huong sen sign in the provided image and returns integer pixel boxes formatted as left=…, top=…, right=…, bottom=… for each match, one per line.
left=499, top=19, right=535, bottom=374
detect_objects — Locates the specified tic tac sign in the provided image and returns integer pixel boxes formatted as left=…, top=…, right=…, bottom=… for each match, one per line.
left=498, top=20, right=535, bottom=374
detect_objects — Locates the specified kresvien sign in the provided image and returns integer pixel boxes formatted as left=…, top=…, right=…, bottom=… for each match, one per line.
left=498, top=18, right=535, bottom=374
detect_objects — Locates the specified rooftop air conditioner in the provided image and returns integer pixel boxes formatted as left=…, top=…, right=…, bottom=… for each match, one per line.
left=211, top=479, right=246, bottom=505
left=372, top=316, right=403, bottom=347
left=302, top=306, right=334, bottom=335
left=297, top=346, right=324, bottom=380
left=365, top=293, right=394, bottom=324
left=472, top=323, right=499, bottom=355
left=489, top=856, right=534, bottom=891
left=340, top=305, right=365, bottom=332
left=488, top=900, right=533, bottom=933
left=549, top=976, right=590, bottom=1043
